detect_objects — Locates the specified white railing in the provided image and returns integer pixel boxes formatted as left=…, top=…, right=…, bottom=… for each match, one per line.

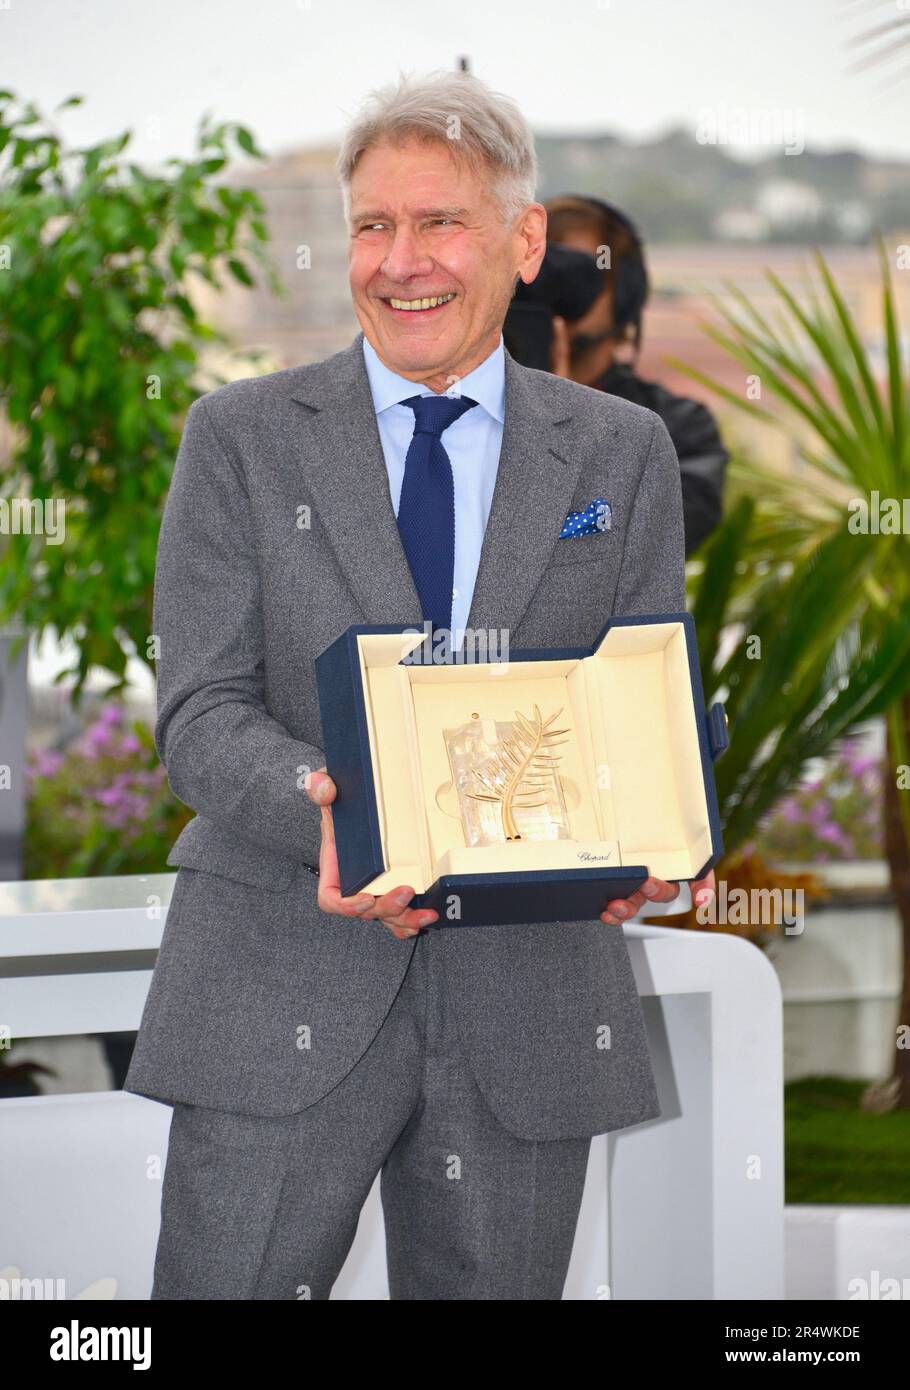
left=0, top=872, right=785, bottom=1300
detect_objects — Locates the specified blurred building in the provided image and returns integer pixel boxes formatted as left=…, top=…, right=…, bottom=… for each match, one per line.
left=192, top=144, right=357, bottom=370
left=191, top=144, right=910, bottom=482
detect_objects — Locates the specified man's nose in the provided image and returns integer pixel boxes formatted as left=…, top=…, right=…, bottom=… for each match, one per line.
left=381, top=225, right=434, bottom=283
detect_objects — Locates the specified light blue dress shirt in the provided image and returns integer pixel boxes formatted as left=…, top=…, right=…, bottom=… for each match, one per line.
left=361, top=333, right=505, bottom=648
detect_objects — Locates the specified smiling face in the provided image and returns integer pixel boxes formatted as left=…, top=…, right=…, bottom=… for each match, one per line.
left=347, top=136, right=546, bottom=393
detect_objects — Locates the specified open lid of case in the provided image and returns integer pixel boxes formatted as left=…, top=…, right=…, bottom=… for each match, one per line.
left=316, top=613, right=725, bottom=898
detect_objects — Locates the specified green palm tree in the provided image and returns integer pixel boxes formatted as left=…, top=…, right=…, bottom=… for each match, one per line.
left=668, top=240, right=910, bottom=1105
left=691, top=496, right=910, bottom=853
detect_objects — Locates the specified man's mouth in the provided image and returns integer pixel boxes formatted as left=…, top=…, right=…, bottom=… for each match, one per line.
left=381, top=292, right=457, bottom=315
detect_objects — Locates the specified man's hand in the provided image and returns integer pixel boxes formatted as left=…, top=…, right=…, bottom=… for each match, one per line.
left=600, top=869, right=716, bottom=925
left=305, top=767, right=713, bottom=935
left=304, top=769, right=439, bottom=939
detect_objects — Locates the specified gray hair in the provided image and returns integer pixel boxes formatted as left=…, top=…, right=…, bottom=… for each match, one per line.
left=336, top=69, right=538, bottom=229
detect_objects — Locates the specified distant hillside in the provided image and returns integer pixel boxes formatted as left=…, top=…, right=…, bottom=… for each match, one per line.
left=534, top=126, right=910, bottom=244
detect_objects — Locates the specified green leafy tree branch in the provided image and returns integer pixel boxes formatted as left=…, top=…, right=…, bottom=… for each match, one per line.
left=0, top=91, right=283, bottom=696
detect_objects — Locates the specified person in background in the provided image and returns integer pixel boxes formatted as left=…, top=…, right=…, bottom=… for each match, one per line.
left=544, top=195, right=729, bottom=556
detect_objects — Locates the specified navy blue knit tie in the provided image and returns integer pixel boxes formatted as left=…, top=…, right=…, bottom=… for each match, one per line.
left=397, top=392, right=478, bottom=636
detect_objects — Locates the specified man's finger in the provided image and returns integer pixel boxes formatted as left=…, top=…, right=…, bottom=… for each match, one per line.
left=359, top=884, right=439, bottom=932
left=315, top=801, right=373, bottom=915
left=381, top=909, right=438, bottom=939
left=308, top=775, right=438, bottom=935
left=318, top=804, right=340, bottom=893
left=318, top=880, right=375, bottom=915
left=689, top=869, right=717, bottom=908
left=640, top=876, right=682, bottom=903
left=604, top=875, right=680, bottom=916
left=305, top=768, right=335, bottom=806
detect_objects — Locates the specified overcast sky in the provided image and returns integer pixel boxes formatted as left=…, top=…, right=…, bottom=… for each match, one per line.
left=4, top=0, right=909, bottom=167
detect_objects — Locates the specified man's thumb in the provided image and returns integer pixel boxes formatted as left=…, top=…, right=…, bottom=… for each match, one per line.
left=305, top=769, right=335, bottom=804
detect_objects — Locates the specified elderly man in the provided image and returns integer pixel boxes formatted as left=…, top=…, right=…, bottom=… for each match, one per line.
left=125, top=69, right=714, bottom=1301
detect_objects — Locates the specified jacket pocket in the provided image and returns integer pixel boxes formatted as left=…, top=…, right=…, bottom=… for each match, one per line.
left=165, top=814, right=300, bottom=891
left=548, top=528, right=614, bottom=567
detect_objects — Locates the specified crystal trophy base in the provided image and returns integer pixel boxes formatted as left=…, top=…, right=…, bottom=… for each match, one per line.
left=443, top=704, right=571, bottom=848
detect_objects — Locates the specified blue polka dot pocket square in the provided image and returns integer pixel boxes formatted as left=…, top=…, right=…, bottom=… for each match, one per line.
left=559, top=497, right=612, bottom=538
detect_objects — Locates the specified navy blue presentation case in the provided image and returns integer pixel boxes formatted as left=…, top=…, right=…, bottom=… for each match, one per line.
left=314, top=612, right=728, bottom=928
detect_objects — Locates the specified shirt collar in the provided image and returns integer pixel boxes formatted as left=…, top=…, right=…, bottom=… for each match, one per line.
left=361, top=332, right=505, bottom=425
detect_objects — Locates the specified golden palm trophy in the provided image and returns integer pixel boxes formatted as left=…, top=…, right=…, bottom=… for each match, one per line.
left=442, top=704, right=571, bottom=847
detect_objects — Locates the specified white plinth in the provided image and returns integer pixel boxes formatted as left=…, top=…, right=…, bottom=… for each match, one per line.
left=0, top=873, right=784, bottom=1299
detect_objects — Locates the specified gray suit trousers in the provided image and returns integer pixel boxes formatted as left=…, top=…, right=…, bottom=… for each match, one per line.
left=151, top=923, right=592, bottom=1300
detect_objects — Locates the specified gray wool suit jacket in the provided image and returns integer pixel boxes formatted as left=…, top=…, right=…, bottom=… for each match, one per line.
left=123, top=329, right=686, bottom=1142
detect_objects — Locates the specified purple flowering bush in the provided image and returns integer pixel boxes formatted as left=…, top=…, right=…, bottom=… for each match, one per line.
left=25, top=702, right=191, bottom=879
left=744, top=741, right=884, bottom=864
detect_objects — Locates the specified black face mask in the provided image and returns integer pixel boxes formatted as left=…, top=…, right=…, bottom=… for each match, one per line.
left=570, top=328, right=619, bottom=356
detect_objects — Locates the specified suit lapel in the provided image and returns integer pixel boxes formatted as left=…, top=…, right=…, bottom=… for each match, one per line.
left=290, top=334, right=423, bottom=625
left=464, top=349, right=589, bottom=639
left=290, top=332, right=591, bottom=639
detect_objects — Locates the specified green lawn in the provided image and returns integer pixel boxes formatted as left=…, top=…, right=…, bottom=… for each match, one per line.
left=786, top=1077, right=910, bottom=1204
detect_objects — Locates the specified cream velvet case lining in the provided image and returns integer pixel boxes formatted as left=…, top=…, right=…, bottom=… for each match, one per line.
left=315, top=613, right=728, bottom=927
